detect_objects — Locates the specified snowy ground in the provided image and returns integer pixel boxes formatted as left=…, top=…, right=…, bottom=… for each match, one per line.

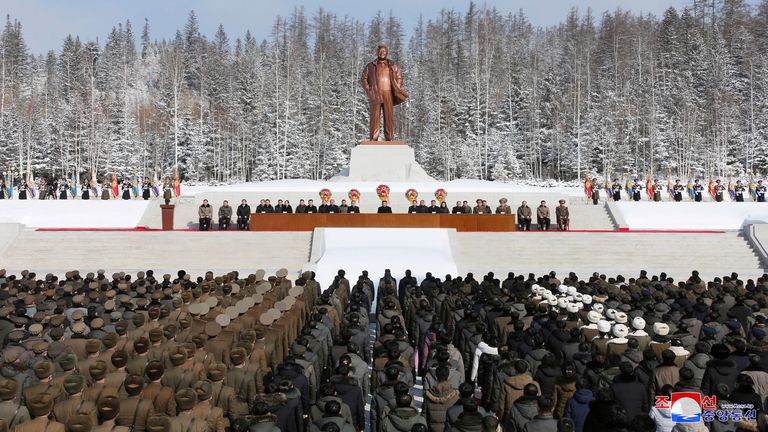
left=0, top=200, right=151, bottom=228
left=616, top=202, right=768, bottom=230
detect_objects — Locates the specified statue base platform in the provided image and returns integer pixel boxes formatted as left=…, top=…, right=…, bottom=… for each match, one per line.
left=359, top=140, right=406, bottom=145
left=330, top=142, right=436, bottom=182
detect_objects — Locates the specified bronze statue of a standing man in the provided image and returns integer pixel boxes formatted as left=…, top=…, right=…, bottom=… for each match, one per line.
left=361, top=43, right=408, bottom=141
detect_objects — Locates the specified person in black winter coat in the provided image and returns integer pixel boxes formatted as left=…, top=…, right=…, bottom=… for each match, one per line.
left=729, top=373, right=764, bottom=414
left=610, top=362, right=648, bottom=420
left=275, top=362, right=310, bottom=414
left=449, top=398, right=484, bottom=432
left=633, top=349, right=658, bottom=389
left=236, top=199, right=251, bottom=230
left=329, top=366, right=365, bottom=431
left=534, top=353, right=561, bottom=399
left=269, top=381, right=303, bottom=432
left=581, top=387, right=629, bottom=432
left=701, top=343, right=741, bottom=397
left=728, top=338, right=751, bottom=372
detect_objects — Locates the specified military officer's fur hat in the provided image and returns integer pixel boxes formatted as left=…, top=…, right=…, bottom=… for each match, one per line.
left=0, top=378, right=18, bottom=401
left=193, top=380, right=213, bottom=401
left=207, top=363, right=227, bottom=381
left=33, top=360, right=53, bottom=379
left=89, top=361, right=108, bottom=381
left=63, top=374, right=85, bottom=395
left=175, top=388, right=197, bottom=411
left=147, top=414, right=171, bottom=432
left=97, top=395, right=120, bottom=421
left=26, top=392, right=54, bottom=417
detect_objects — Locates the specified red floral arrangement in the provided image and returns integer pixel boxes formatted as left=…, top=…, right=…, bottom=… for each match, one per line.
left=405, top=188, right=418, bottom=203
left=376, top=184, right=390, bottom=202
left=435, top=188, right=447, bottom=203
left=319, top=188, right=331, bottom=203
left=348, top=189, right=360, bottom=203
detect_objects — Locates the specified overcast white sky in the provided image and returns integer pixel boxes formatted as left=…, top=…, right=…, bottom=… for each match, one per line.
left=0, top=0, right=743, bottom=54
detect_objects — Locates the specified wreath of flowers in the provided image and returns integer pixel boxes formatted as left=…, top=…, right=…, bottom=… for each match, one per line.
left=376, top=184, right=390, bottom=202
left=434, top=188, right=447, bottom=203
left=319, top=188, right=332, bottom=203
left=405, top=188, right=418, bottom=204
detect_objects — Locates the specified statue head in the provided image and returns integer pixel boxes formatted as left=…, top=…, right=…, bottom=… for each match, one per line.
left=377, top=43, right=388, bottom=60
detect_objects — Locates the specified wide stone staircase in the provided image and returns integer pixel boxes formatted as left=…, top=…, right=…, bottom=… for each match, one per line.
left=565, top=203, right=616, bottom=230
left=0, top=230, right=312, bottom=277
left=454, top=231, right=767, bottom=280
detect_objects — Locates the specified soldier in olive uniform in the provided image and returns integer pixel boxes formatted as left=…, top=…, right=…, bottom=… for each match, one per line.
left=537, top=200, right=551, bottom=231
left=0, top=378, right=30, bottom=430
left=116, top=375, right=155, bottom=432
left=170, top=388, right=208, bottom=432
left=163, top=178, right=173, bottom=205
left=556, top=199, right=569, bottom=231
left=52, top=375, right=97, bottom=427
left=516, top=201, right=532, bottom=231
left=16, top=393, right=65, bottom=432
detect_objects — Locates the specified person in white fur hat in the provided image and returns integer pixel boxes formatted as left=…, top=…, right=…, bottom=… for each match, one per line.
left=650, top=322, right=672, bottom=360
left=565, top=303, right=581, bottom=330
left=614, top=311, right=628, bottom=325
left=592, top=303, right=605, bottom=316
left=668, top=337, right=691, bottom=368
left=581, top=310, right=601, bottom=341
left=578, top=294, right=593, bottom=324
left=629, top=316, right=651, bottom=351
left=607, top=323, right=630, bottom=355
left=593, top=319, right=612, bottom=354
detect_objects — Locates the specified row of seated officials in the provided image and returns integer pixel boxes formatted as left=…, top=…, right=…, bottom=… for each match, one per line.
left=198, top=198, right=511, bottom=230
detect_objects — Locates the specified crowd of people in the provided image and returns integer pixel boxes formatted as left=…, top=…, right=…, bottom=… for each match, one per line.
left=589, top=178, right=768, bottom=204
left=1, top=265, right=767, bottom=432
left=198, top=199, right=572, bottom=232
left=0, top=177, right=176, bottom=204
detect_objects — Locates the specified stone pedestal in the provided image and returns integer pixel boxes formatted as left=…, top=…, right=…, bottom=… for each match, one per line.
left=331, top=142, right=436, bottom=182
left=359, top=140, right=406, bottom=145
left=160, top=205, right=175, bottom=231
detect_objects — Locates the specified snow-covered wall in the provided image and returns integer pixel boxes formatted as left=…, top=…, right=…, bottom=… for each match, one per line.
left=614, top=202, right=768, bottom=231
left=0, top=201, right=151, bottom=228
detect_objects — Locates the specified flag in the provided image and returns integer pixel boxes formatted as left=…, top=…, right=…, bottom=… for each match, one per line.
left=111, top=175, right=119, bottom=198
left=687, top=180, right=696, bottom=201
left=728, top=179, right=736, bottom=201
left=605, top=180, right=613, bottom=201
left=173, top=174, right=181, bottom=197
left=70, top=174, right=77, bottom=198
left=132, top=176, right=139, bottom=198
left=7, top=174, right=13, bottom=199
left=584, top=176, right=592, bottom=199
left=665, top=179, right=671, bottom=198
left=646, top=178, right=654, bottom=200
left=708, top=179, right=716, bottom=200
left=90, top=178, right=98, bottom=196
left=625, top=179, right=633, bottom=197
left=28, top=176, right=36, bottom=199
left=152, top=172, right=160, bottom=197
left=750, top=180, right=758, bottom=201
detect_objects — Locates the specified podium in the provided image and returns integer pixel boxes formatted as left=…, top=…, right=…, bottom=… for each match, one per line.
left=160, top=205, right=175, bottom=231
